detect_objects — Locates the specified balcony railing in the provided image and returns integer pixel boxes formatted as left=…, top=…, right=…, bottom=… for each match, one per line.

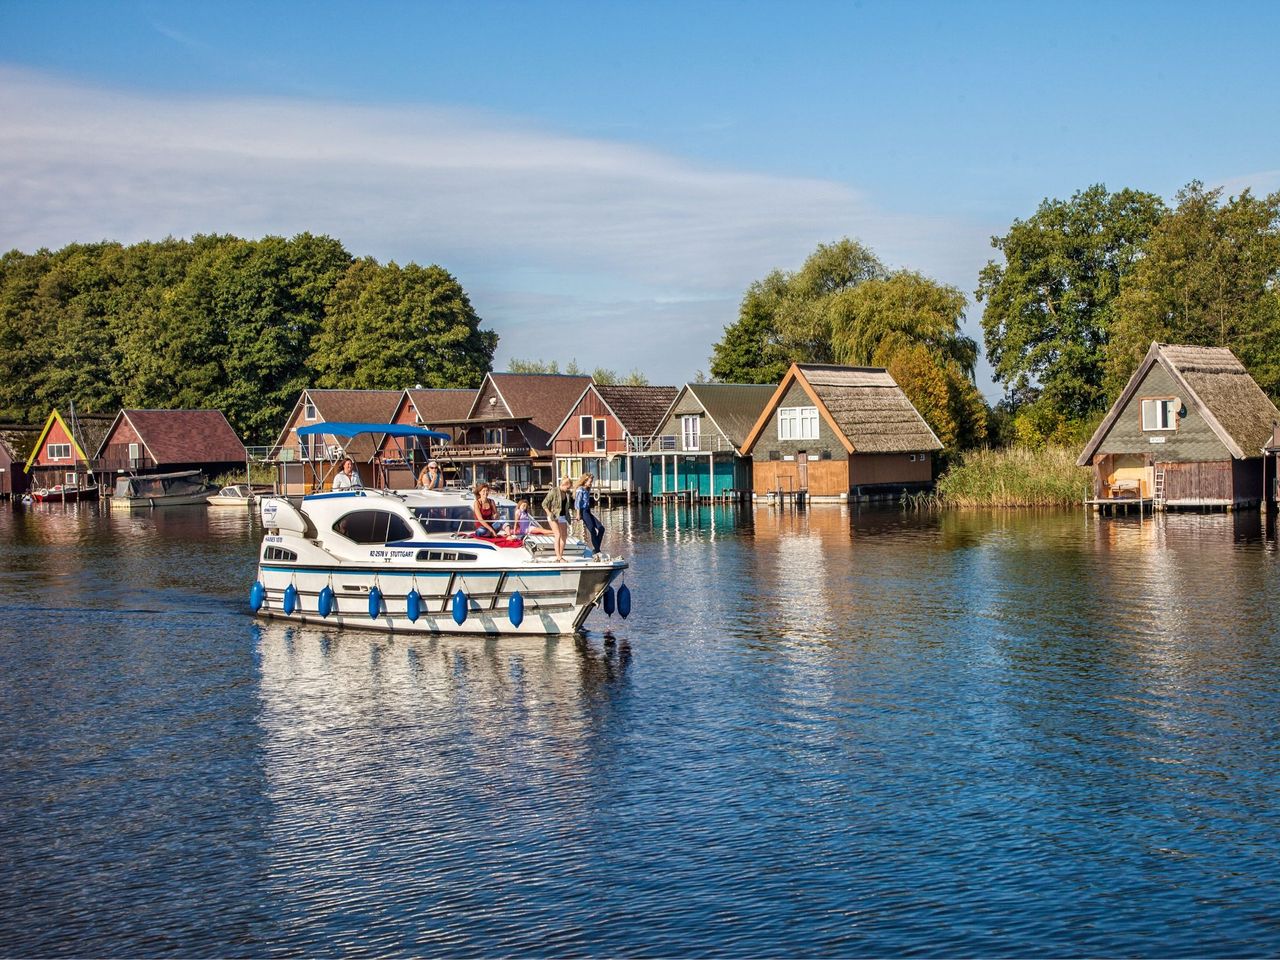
left=629, top=433, right=738, bottom=454
left=553, top=437, right=628, bottom=456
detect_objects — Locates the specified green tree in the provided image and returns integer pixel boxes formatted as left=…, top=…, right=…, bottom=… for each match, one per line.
left=311, top=259, right=497, bottom=391
left=0, top=248, right=55, bottom=422
left=507, top=358, right=561, bottom=374
left=1107, top=182, right=1280, bottom=398
left=977, top=184, right=1166, bottom=439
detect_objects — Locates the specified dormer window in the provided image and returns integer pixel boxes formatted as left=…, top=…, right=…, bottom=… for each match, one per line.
left=303, top=400, right=317, bottom=421
left=1141, top=398, right=1178, bottom=432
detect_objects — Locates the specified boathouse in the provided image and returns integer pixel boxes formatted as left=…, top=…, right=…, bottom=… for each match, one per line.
left=94, top=410, right=248, bottom=488
left=549, top=384, right=678, bottom=502
left=741, top=364, right=942, bottom=502
left=1078, top=343, right=1280, bottom=511
left=0, top=426, right=37, bottom=500
left=23, top=408, right=113, bottom=496
left=636, top=383, right=775, bottom=500
left=269, top=389, right=402, bottom=494
left=379, top=387, right=479, bottom=488
left=426, top=373, right=593, bottom=494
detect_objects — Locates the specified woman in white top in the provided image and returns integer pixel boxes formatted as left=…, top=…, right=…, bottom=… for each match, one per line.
left=332, top=458, right=362, bottom=491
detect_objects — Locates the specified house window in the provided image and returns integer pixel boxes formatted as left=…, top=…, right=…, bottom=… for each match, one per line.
left=484, top=427, right=504, bottom=446
left=681, top=416, right=700, bottom=451
left=580, top=415, right=593, bottom=438
left=304, top=400, right=317, bottom=421
left=778, top=406, right=819, bottom=441
left=595, top=418, right=607, bottom=452
left=1141, top=398, right=1177, bottom=432
left=128, top=442, right=140, bottom=464
left=65, top=472, right=77, bottom=485
left=47, top=443, right=72, bottom=461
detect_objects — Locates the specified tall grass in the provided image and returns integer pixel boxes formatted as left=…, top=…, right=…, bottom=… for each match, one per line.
left=916, top=446, right=1091, bottom=508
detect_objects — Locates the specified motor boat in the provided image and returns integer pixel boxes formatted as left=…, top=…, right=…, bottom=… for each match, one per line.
left=207, top=484, right=257, bottom=507
left=250, top=486, right=630, bottom=636
left=110, top=470, right=218, bottom=509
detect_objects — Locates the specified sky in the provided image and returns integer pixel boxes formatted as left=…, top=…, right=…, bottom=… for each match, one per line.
left=2, top=0, right=1278, bottom=397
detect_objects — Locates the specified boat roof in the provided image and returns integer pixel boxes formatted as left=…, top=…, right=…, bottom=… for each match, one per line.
left=296, top=422, right=450, bottom=441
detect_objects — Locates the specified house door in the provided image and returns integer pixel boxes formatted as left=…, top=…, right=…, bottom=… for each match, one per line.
left=797, top=452, right=809, bottom=490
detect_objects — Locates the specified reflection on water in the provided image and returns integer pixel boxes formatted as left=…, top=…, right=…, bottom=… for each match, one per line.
left=2, top=503, right=1279, bottom=956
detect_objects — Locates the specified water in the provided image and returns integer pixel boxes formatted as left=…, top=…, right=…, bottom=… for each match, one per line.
left=2, top=502, right=1279, bottom=957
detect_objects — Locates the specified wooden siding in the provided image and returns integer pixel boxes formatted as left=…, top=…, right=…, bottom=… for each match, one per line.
left=1161, top=459, right=1232, bottom=503
left=98, top=417, right=155, bottom=472
left=753, top=458, right=849, bottom=496
left=552, top=390, right=627, bottom=456
left=757, top=381, right=849, bottom=461
left=1096, top=364, right=1233, bottom=462
left=851, top=453, right=932, bottom=486
left=30, top=418, right=82, bottom=470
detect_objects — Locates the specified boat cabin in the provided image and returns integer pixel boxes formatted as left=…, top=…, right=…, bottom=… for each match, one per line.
left=1078, top=343, right=1280, bottom=511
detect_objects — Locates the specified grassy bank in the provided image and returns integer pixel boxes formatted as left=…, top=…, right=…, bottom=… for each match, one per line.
left=917, top=446, right=1091, bottom=508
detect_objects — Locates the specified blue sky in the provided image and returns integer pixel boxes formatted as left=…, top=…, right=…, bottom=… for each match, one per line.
left=2, top=1, right=1278, bottom=395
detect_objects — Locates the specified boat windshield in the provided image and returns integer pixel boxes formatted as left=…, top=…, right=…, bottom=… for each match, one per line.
left=412, top=504, right=516, bottom=534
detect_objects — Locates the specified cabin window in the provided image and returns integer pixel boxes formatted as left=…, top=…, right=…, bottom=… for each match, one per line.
left=1141, top=398, right=1177, bottom=432
left=304, top=400, right=317, bottom=421
left=333, top=510, right=416, bottom=544
left=47, top=443, right=72, bottom=461
left=580, top=415, right=593, bottom=438
left=681, top=416, right=700, bottom=451
left=415, top=550, right=477, bottom=563
left=595, top=418, right=607, bottom=452
left=264, top=546, right=298, bottom=562
left=778, top=406, right=819, bottom=441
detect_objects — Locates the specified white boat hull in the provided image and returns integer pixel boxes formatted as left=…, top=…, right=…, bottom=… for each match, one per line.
left=254, top=560, right=622, bottom=636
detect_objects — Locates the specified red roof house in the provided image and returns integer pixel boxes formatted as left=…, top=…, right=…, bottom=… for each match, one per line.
left=94, top=410, right=248, bottom=481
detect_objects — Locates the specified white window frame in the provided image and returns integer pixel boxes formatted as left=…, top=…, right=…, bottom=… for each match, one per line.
left=681, top=415, right=700, bottom=451
left=304, top=400, right=317, bottom=421
left=128, top=442, right=140, bottom=462
left=47, top=442, right=72, bottom=461
left=579, top=415, right=593, bottom=438
left=1141, top=398, right=1177, bottom=432
left=778, top=406, right=819, bottom=441
left=65, top=472, right=77, bottom=485
left=595, top=418, right=607, bottom=452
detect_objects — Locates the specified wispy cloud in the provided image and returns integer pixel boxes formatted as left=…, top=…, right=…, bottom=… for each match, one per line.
left=0, top=65, right=989, bottom=383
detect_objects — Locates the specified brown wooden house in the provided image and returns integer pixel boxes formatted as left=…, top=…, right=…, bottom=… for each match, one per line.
left=549, top=383, right=678, bottom=500
left=379, top=388, right=478, bottom=488
left=427, top=373, right=592, bottom=494
left=268, top=389, right=402, bottom=494
left=23, top=409, right=114, bottom=496
left=741, top=363, right=942, bottom=501
left=1078, top=343, right=1280, bottom=510
left=94, top=410, right=248, bottom=487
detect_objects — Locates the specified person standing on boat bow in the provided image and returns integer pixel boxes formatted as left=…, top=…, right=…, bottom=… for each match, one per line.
left=332, top=458, right=362, bottom=491
left=575, top=472, right=605, bottom=558
left=418, top=460, right=444, bottom=490
left=542, top=476, right=574, bottom=561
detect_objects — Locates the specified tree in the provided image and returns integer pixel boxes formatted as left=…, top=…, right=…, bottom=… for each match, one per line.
left=311, top=259, right=496, bottom=391
left=709, top=270, right=791, bottom=383
left=1107, top=182, right=1280, bottom=398
left=507, top=358, right=561, bottom=374
left=977, top=184, right=1166, bottom=438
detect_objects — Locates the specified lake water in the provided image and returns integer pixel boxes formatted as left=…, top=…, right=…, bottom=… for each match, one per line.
left=2, top=501, right=1279, bottom=957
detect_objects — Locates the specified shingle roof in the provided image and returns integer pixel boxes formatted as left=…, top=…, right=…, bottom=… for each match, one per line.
left=114, top=410, right=247, bottom=465
left=1079, top=343, right=1280, bottom=464
left=407, top=388, right=478, bottom=425
left=689, top=383, right=777, bottom=448
left=308, top=389, right=402, bottom=460
left=797, top=364, right=943, bottom=453
left=480, top=374, right=594, bottom=448
left=595, top=385, right=679, bottom=438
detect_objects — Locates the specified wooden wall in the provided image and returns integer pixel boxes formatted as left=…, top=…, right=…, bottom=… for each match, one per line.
left=753, top=458, right=849, bottom=496
left=1161, top=459, right=1232, bottom=503
left=850, top=453, right=932, bottom=486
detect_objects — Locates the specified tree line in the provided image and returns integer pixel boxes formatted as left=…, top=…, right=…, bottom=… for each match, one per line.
left=0, top=234, right=497, bottom=443
left=711, top=181, right=1280, bottom=452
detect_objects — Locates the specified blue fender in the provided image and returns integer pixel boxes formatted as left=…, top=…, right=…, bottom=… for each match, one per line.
left=617, top=583, right=632, bottom=619
left=249, top=581, right=265, bottom=612
left=283, top=584, right=298, bottom=615
left=508, top=590, right=524, bottom=628
left=602, top=584, right=616, bottom=617
left=406, top=589, right=422, bottom=623
left=368, top=586, right=383, bottom=620
left=452, top=589, right=468, bottom=625
left=318, top=586, right=335, bottom=618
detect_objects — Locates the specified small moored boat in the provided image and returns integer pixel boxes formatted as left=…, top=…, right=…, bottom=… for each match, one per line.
left=207, top=484, right=257, bottom=507
left=31, top=481, right=99, bottom=503
left=110, top=470, right=217, bottom=509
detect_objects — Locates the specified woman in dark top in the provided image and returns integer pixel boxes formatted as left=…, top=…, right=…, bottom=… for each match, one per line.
left=472, top=483, right=500, bottom=538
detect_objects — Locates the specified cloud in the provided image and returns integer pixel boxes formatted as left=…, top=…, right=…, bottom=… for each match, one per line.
left=0, top=65, right=991, bottom=386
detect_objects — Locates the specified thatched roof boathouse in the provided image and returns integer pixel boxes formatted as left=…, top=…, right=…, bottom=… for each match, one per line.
left=1078, top=343, right=1280, bottom=512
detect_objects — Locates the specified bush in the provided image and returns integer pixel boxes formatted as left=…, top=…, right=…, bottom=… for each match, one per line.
left=928, top=446, right=1090, bottom=507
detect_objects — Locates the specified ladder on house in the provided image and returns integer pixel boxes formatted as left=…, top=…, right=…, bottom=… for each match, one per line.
left=1153, top=466, right=1166, bottom=507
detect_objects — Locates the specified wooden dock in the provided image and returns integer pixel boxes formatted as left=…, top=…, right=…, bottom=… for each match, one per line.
left=1085, top=496, right=1155, bottom=516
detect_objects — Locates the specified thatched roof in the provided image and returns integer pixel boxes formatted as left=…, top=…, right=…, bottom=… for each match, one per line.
left=1078, top=343, right=1280, bottom=464
left=793, top=364, right=941, bottom=453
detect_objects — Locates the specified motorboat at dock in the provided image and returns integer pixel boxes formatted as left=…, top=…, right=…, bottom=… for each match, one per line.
left=110, top=470, right=217, bottom=509
left=31, top=480, right=100, bottom=503
left=250, top=486, right=630, bottom=636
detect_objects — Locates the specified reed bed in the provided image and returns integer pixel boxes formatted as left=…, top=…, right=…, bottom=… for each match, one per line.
left=911, top=446, right=1091, bottom=508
